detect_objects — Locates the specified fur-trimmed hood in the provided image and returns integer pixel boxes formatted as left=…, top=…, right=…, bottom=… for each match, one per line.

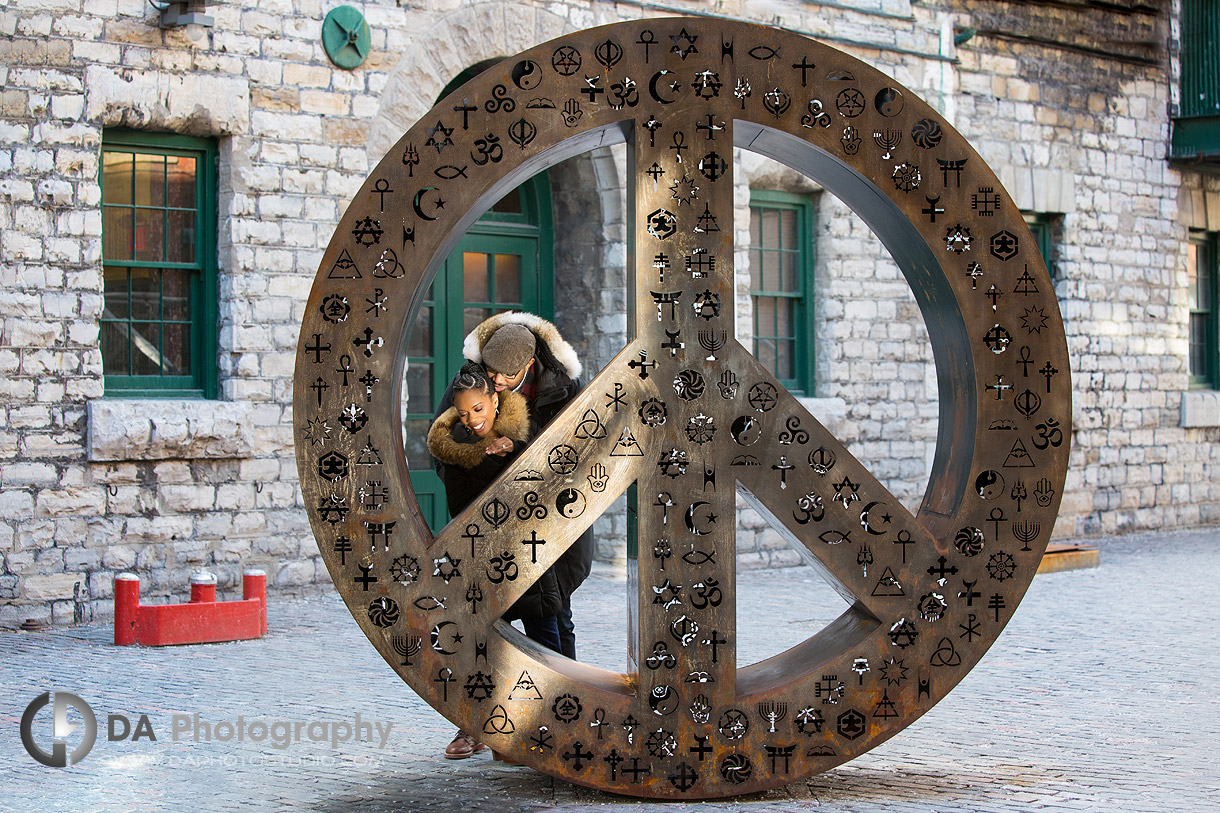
left=462, top=311, right=582, bottom=380
left=426, top=389, right=531, bottom=470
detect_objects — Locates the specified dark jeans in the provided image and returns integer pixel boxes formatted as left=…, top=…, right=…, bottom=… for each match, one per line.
left=520, top=615, right=562, bottom=654
left=557, top=594, right=575, bottom=659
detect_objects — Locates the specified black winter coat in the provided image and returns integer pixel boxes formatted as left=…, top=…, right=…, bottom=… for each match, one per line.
left=432, top=312, right=594, bottom=601
left=427, top=390, right=561, bottom=622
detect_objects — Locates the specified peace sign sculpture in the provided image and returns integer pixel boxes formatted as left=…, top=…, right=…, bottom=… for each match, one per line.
left=295, top=18, right=1071, bottom=799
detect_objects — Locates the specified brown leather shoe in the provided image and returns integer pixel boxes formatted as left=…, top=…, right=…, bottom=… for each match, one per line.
left=444, top=729, right=485, bottom=760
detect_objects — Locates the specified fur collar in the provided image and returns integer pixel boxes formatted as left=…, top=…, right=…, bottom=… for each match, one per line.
left=427, top=389, right=531, bottom=470
left=462, top=311, right=582, bottom=380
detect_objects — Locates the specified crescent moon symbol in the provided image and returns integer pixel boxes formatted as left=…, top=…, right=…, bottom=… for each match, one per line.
left=431, top=620, right=459, bottom=654
left=649, top=70, right=678, bottom=104
left=685, top=501, right=712, bottom=535
left=413, top=187, right=439, bottom=221
left=860, top=501, right=892, bottom=535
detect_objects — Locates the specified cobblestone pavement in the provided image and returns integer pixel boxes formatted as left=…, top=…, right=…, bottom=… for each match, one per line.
left=3, top=527, right=1218, bottom=813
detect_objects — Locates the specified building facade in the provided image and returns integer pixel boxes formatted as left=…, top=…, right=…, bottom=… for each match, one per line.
left=1, top=0, right=1217, bottom=626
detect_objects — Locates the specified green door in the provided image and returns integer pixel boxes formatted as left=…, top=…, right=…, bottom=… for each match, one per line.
left=405, top=179, right=553, bottom=532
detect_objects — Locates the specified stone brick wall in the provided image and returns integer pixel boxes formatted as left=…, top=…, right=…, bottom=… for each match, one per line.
left=1, top=0, right=1217, bottom=623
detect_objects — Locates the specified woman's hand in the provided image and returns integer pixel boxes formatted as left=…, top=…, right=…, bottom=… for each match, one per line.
left=486, top=437, right=514, bottom=456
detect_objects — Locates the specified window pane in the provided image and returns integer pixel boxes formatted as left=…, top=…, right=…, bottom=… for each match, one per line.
left=130, top=267, right=159, bottom=322
left=131, top=323, right=163, bottom=376
left=132, top=153, right=166, bottom=207
left=781, top=208, right=797, bottom=249
left=750, top=208, right=760, bottom=246
left=103, top=207, right=133, bottom=260
left=491, top=187, right=522, bottom=214
left=163, top=323, right=190, bottom=375
left=133, top=207, right=164, bottom=263
left=778, top=296, right=795, bottom=339
left=103, top=152, right=133, bottom=205
left=407, top=305, right=433, bottom=358
left=1188, top=244, right=1200, bottom=309
left=163, top=269, right=191, bottom=322
left=494, top=254, right=521, bottom=304
left=405, top=364, right=432, bottom=414
left=167, top=208, right=197, bottom=264
left=1189, top=313, right=1207, bottom=376
left=404, top=418, right=433, bottom=470
left=756, top=337, right=776, bottom=372
left=166, top=155, right=196, bottom=208
left=749, top=249, right=763, bottom=289
left=464, top=306, right=490, bottom=336
left=756, top=296, right=776, bottom=336
left=463, top=252, right=489, bottom=301
left=777, top=338, right=794, bottom=381
left=761, top=208, right=779, bottom=250
left=104, top=266, right=130, bottom=320
left=782, top=251, right=798, bottom=293
left=100, top=321, right=130, bottom=375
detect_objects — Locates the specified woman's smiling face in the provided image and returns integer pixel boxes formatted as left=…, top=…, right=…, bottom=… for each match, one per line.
left=453, top=387, right=498, bottom=438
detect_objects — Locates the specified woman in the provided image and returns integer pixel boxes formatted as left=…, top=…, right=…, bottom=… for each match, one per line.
left=427, top=362, right=562, bottom=760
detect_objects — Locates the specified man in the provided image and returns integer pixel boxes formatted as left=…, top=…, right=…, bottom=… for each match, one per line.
left=433, top=312, right=595, bottom=760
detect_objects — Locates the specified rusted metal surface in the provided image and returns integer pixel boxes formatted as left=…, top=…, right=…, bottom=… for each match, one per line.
left=294, top=18, right=1071, bottom=799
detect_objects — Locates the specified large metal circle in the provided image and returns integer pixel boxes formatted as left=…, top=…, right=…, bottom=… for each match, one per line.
left=295, top=18, right=1071, bottom=799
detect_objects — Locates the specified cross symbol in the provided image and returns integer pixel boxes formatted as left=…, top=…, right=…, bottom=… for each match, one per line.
left=690, top=734, right=712, bottom=761
left=310, top=377, right=330, bottom=406
left=966, top=262, right=983, bottom=289
left=654, top=492, right=674, bottom=525
left=462, top=523, right=483, bottom=558
left=646, top=162, right=665, bottom=184
left=522, top=530, right=546, bottom=564
left=986, top=374, right=1013, bottom=401
left=434, top=668, right=454, bottom=702
left=892, top=530, right=914, bottom=563
left=703, top=628, right=727, bottom=663
left=359, top=369, right=378, bottom=401
left=792, top=55, right=817, bottom=86
left=452, top=98, right=476, bottom=130
left=371, top=178, right=393, bottom=209
left=606, top=382, right=627, bottom=411
left=927, top=556, right=959, bottom=580
left=305, top=333, right=331, bottom=363
left=772, top=456, right=795, bottom=489
left=1040, top=362, right=1059, bottom=393
left=354, top=563, right=377, bottom=591
left=562, top=741, right=595, bottom=770
left=669, top=761, right=698, bottom=792
left=628, top=351, right=657, bottom=380
left=695, top=113, right=723, bottom=140
left=622, top=757, right=650, bottom=783
left=603, top=747, right=623, bottom=778
left=643, top=114, right=662, bottom=146
left=1018, top=345, right=1033, bottom=376
left=986, top=284, right=1002, bottom=310
left=959, top=579, right=981, bottom=606
left=670, top=131, right=688, bottom=162
left=989, top=593, right=1007, bottom=622
left=333, top=537, right=352, bottom=565
left=580, top=76, right=604, bottom=103
left=336, top=354, right=354, bottom=386
left=662, top=329, right=684, bottom=357
left=353, top=327, right=382, bottom=358
left=988, top=506, right=1007, bottom=540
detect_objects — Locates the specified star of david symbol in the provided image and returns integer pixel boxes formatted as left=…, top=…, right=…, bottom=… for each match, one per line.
left=300, top=18, right=1070, bottom=800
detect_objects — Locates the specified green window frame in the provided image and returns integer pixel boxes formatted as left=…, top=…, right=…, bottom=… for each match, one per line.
left=1188, top=232, right=1219, bottom=389
left=1023, top=212, right=1056, bottom=280
left=100, top=130, right=218, bottom=398
left=749, top=190, right=815, bottom=395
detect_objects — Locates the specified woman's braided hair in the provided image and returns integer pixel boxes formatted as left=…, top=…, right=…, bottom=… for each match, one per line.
left=453, top=361, right=494, bottom=397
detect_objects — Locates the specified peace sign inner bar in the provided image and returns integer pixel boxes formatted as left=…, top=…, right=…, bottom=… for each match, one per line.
left=294, top=18, right=1071, bottom=799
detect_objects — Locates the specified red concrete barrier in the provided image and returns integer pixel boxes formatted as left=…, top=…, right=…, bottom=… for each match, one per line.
left=114, top=569, right=266, bottom=646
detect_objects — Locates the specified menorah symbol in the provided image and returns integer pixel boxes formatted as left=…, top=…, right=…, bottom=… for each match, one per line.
left=757, top=700, right=788, bottom=733
left=698, top=329, right=727, bottom=361
left=392, top=633, right=422, bottom=666
left=1012, top=520, right=1040, bottom=552
left=873, top=127, right=902, bottom=160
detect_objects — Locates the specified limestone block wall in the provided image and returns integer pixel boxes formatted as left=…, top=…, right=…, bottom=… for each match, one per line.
left=1, top=0, right=1217, bottom=623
